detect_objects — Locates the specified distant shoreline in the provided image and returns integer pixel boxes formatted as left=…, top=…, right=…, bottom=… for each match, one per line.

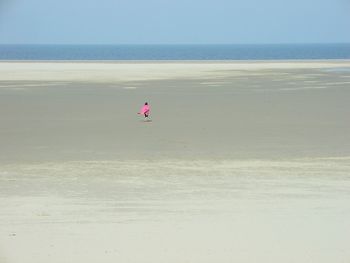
left=1, top=60, right=350, bottom=84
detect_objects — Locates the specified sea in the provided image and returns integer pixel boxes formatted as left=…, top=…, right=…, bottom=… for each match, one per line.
left=0, top=43, right=350, bottom=60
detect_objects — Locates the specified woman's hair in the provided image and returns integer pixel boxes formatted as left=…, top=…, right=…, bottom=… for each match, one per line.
left=145, top=102, right=148, bottom=105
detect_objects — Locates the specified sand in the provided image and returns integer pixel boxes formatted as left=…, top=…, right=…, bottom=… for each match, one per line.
left=0, top=61, right=350, bottom=263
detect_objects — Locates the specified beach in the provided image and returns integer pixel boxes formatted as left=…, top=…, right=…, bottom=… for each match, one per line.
left=1, top=61, right=350, bottom=262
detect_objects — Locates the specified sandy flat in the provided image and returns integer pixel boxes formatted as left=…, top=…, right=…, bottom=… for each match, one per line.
left=1, top=60, right=350, bottom=83
left=0, top=61, right=350, bottom=263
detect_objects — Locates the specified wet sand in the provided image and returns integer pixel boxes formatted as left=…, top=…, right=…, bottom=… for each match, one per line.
left=1, top=61, right=350, bottom=162
left=0, top=61, right=350, bottom=262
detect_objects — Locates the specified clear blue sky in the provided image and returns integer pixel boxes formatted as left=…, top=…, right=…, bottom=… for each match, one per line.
left=0, top=0, right=349, bottom=44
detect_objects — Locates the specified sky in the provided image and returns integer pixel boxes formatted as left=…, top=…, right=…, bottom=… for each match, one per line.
left=0, top=0, right=349, bottom=44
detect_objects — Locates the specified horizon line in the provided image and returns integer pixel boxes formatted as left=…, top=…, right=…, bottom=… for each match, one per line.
left=1, top=42, right=350, bottom=46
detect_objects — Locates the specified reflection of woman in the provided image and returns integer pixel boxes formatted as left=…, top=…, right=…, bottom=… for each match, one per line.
left=138, top=102, right=150, bottom=120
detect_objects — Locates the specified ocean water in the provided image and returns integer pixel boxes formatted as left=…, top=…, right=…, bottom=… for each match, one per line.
left=0, top=43, right=349, bottom=60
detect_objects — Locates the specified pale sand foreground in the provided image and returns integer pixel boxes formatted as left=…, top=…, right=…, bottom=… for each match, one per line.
left=0, top=61, right=350, bottom=263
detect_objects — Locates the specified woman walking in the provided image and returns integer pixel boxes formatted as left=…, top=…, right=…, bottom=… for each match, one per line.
left=138, top=102, right=150, bottom=121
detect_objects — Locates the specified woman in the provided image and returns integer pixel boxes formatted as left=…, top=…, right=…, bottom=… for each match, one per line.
left=138, top=102, right=150, bottom=120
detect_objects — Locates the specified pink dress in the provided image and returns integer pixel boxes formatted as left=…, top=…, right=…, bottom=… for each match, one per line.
left=140, top=105, right=150, bottom=115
